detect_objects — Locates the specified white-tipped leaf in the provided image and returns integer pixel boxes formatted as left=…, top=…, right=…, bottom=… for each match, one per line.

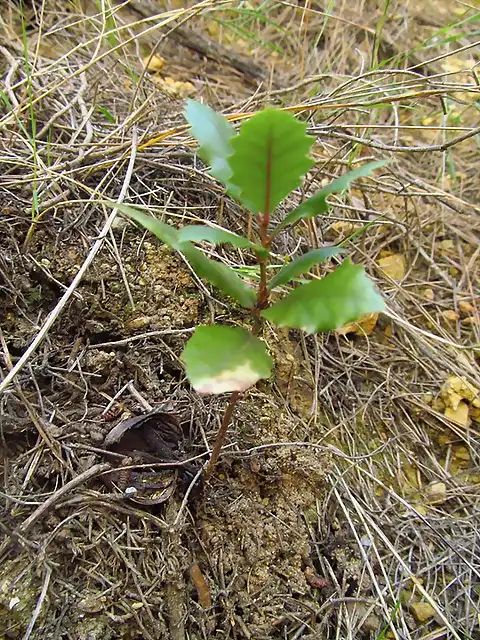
left=181, top=325, right=273, bottom=394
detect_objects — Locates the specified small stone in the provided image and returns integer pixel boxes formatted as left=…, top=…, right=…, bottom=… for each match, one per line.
left=77, top=596, right=106, bottom=614
left=441, top=309, right=459, bottom=323
left=46, top=424, right=64, bottom=438
left=459, top=300, right=475, bottom=314
left=89, top=429, right=105, bottom=443
left=411, top=602, right=436, bottom=622
left=124, top=316, right=151, bottom=330
left=425, top=482, right=447, bottom=504
left=143, top=53, right=165, bottom=72
left=423, top=288, right=435, bottom=301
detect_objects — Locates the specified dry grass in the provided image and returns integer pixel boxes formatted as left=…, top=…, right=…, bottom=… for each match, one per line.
left=0, top=1, right=479, bottom=639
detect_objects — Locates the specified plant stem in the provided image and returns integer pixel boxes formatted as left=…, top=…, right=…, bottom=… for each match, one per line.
left=205, top=391, right=240, bottom=478
left=206, top=210, right=271, bottom=478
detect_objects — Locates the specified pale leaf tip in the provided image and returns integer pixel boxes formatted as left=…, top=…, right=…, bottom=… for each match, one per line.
left=192, top=363, right=265, bottom=395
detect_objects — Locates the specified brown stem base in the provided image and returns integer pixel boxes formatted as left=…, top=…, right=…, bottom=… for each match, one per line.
left=205, top=391, right=240, bottom=479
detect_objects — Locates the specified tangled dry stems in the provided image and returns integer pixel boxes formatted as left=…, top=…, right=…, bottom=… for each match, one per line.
left=0, top=1, right=479, bottom=638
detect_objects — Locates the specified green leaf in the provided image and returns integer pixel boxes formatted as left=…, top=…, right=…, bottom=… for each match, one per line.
left=268, top=247, right=344, bottom=291
left=103, top=201, right=256, bottom=308
left=262, top=260, right=384, bottom=334
left=181, top=325, right=273, bottom=394
left=181, top=243, right=256, bottom=309
left=102, top=201, right=181, bottom=249
left=276, top=160, right=387, bottom=232
left=184, top=99, right=236, bottom=189
left=177, top=224, right=267, bottom=256
left=228, top=108, right=315, bottom=214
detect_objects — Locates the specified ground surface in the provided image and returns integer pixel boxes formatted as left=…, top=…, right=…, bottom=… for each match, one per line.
left=0, top=1, right=479, bottom=639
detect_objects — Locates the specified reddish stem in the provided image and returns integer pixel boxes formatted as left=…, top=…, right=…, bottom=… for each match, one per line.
left=206, top=179, right=273, bottom=476
left=205, top=391, right=240, bottom=478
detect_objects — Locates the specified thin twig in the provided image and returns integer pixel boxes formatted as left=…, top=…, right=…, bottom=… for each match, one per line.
left=17, top=463, right=111, bottom=535
left=23, top=565, right=52, bottom=640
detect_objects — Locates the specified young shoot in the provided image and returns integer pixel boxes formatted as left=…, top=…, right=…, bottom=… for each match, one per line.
left=107, top=100, right=386, bottom=476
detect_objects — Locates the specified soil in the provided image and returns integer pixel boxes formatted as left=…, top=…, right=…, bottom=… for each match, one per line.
left=0, top=211, right=337, bottom=639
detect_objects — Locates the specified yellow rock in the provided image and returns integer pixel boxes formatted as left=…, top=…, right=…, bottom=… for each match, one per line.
left=441, top=309, right=459, bottom=323
left=410, top=602, right=436, bottom=622
left=330, top=220, right=357, bottom=236
left=459, top=300, right=475, bottom=314
left=432, top=397, right=445, bottom=412
left=153, top=76, right=195, bottom=97
left=452, top=446, right=470, bottom=462
left=444, top=391, right=463, bottom=411
left=445, top=402, right=471, bottom=428
left=143, top=53, right=165, bottom=72
left=441, top=376, right=478, bottom=407
left=377, top=254, right=406, bottom=280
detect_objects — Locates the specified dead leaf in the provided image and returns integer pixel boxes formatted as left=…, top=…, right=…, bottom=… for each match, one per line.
left=383, top=323, right=393, bottom=337
left=143, top=53, right=165, bottom=72
left=190, top=563, right=211, bottom=608
left=336, top=312, right=379, bottom=336
left=102, top=411, right=200, bottom=505
left=304, top=566, right=329, bottom=589
left=377, top=253, right=406, bottom=280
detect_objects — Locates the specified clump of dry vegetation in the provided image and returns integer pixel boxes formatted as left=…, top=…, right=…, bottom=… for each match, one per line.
left=0, top=1, right=479, bottom=639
